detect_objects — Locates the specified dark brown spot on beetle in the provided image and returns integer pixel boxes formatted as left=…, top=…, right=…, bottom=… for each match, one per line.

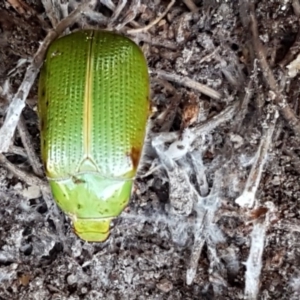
left=41, top=89, right=46, bottom=97
left=71, top=176, right=85, bottom=185
left=127, top=146, right=141, bottom=170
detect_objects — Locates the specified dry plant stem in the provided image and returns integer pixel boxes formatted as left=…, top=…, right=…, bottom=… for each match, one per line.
left=41, top=0, right=60, bottom=27
left=116, top=0, right=140, bottom=30
left=59, top=0, right=69, bottom=20
left=244, top=220, right=267, bottom=300
left=249, top=7, right=300, bottom=136
left=183, top=0, right=199, bottom=12
left=0, top=154, right=45, bottom=187
left=234, top=63, right=256, bottom=131
left=152, top=69, right=221, bottom=100
left=109, top=0, right=127, bottom=25
left=0, top=0, right=96, bottom=154
left=236, top=80, right=254, bottom=130
left=82, top=11, right=109, bottom=25
left=235, top=111, right=278, bottom=208
left=127, top=0, right=176, bottom=34
left=17, top=116, right=43, bottom=177
left=293, top=0, right=300, bottom=16
left=8, top=145, right=27, bottom=157
left=100, top=0, right=115, bottom=11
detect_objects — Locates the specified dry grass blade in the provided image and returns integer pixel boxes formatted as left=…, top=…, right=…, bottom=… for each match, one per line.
left=0, top=0, right=97, bottom=154
left=8, top=145, right=27, bottom=157
left=234, top=61, right=257, bottom=130
left=100, top=0, right=115, bottom=11
left=17, top=115, right=43, bottom=177
left=109, top=0, right=127, bottom=25
left=0, top=154, right=45, bottom=187
left=41, top=0, right=61, bottom=27
left=152, top=69, right=221, bottom=100
left=116, top=0, right=141, bottom=30
left=127, top=0, right=176, bottom=34
left=183, top=0, right=199, bottom=12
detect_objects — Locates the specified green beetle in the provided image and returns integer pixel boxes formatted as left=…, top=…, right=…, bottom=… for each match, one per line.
left=38, top=30, right=149, bottom=242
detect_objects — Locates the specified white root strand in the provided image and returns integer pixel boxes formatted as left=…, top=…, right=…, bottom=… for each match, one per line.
left=235, top=110, right=278, bottom=208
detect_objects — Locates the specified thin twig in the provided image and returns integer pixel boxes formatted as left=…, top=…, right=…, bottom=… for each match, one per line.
left=183, top=0, right=199, bottom=13
left=100, top=0, right=115, bottom=11
left=17, top=115, right=44, bottom=177
left=109, top=0, right=127, bottom=26
left=8, top=145, right=27, bottom=157
left=248, top=4, right=300, bottom=136
left=127, top=0, right=176, bottom=34
left=151, top=69, right=221, bottom=100
left=0, top=0, right=97, bottom=153
left=0, top=154, right=45, bottom=187
left=234, top=61, right=257, bottom=130
left=81, top=11, right=109, bottom=25
left=116, top=0, right=141, bottom=30
left=41, top=0, right=61, bottom=27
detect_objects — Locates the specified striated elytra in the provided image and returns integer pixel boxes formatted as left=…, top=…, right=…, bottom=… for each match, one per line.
left=38, top=30, right=149, bottom=242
